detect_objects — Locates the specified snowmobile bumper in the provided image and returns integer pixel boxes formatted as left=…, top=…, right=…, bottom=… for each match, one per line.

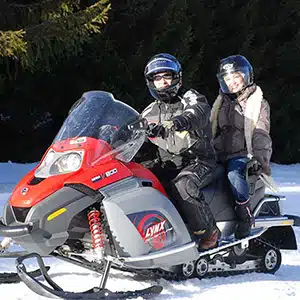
left=0, top=219, right=32, bottom=237
left=16, top=253, right=163, bottom=299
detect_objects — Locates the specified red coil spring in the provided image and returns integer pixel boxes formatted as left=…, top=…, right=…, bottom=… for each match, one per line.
left=87, top=209, right=105, bottom=249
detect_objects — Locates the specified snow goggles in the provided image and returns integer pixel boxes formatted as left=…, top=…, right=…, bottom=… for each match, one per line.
left=152, top=73, right=173, bottom=81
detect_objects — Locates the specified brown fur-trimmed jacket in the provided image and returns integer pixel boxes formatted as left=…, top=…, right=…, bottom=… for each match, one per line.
left=210, top=84, right=272, bottom=169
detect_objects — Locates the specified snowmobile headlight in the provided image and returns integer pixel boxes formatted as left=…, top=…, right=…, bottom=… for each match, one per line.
left=44, top=150, right=56, bottom=165
left=37, top=150, right=56, bottom=171
left=50, top=152, right=82, bottom=175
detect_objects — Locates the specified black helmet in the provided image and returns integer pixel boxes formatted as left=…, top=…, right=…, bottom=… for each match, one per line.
left=144, top=53, right=182, bottom=102
left=217, top=55, right=253, bottom=94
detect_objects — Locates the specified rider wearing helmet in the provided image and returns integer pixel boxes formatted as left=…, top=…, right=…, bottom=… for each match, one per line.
left=210, top=54, right=272, bottom=239
left=140, top=53, right=219, bottom=250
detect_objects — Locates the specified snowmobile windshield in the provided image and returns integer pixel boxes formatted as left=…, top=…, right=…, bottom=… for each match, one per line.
left=53, top=91, right=146, bottom=163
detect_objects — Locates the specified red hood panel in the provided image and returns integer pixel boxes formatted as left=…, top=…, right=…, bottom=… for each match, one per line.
left=9, top=168, right=81, bottom=208
left=9, top=161, right=133, bottom=208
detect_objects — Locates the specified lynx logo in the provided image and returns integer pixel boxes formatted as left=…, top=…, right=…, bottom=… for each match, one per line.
left=145, top=220, right=166, bottom=239
left=223, top=63, right=233, bottom=70
left=128, top=211, right=174, bottom=250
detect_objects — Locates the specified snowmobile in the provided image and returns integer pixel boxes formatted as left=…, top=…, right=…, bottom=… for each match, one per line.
left=0, top=90, right=299, bottom=299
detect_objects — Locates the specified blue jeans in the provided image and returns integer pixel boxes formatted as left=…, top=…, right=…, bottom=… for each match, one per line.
left=227, top=157, right=250, bottom=204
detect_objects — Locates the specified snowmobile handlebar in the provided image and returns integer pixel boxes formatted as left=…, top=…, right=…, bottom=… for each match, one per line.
left=127, top=117, right=149, bottom=131
left=0, top=220, right=32, bottom=237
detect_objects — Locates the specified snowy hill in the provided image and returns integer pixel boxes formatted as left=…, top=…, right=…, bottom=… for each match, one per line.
left=0, top=161, right=299, bottom=300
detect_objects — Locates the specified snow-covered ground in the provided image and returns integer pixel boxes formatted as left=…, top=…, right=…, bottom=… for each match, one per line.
left=0, top=161, right=299, bottom=300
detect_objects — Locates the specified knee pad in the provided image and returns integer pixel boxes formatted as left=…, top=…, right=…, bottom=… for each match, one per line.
left=173, top=176, right=201, bottom=201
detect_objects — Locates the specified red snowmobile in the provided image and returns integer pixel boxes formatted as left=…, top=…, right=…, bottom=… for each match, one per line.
left=0, top=91, right=299, bottom=299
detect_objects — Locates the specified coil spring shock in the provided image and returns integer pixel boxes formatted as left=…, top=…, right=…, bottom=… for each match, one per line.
left=88, top=209, right=105, bottom=256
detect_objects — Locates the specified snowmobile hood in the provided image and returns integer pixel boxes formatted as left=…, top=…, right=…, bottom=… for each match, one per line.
left=9, top=91, right=147, bottom=208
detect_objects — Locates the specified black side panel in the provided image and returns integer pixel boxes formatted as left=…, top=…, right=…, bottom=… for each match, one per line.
left=6, top=186, right=102, bottom=256
left=261, top=226, right=297, bottom=250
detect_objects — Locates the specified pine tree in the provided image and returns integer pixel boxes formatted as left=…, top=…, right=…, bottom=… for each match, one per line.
left=0, top=0, right=111, bottom=75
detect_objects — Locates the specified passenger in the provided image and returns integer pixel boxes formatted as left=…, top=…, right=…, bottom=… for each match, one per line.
left=210, top=55, right=272, bottom=239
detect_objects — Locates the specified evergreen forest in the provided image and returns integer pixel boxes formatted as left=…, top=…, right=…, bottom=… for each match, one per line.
left=0, top=0, right=299, bottom=163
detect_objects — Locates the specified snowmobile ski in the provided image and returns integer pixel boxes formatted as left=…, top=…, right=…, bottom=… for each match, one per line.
left=16, top=252, right=163, bottom=299
left=0, top=266, right=50, bottom=284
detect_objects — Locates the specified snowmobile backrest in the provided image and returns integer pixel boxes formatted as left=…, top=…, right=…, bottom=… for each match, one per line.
left=246, top=159, right=266, bottom=211
left=248, top=174, right=264, bottom=196
left=249, top=177, right=265, bottom=212
left=245, top=158, right=265, bottom=198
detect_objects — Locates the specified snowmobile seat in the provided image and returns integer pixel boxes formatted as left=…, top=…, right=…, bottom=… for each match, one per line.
left=173, top=162, right=225, bottom=190
left=202, top=162, right=266, bottom=223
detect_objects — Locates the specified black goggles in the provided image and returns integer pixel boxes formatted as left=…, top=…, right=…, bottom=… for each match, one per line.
left=152, top=73, right=173, bottom=81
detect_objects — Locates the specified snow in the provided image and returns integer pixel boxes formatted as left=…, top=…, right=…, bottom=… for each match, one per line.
left=0, top=161, right=299, bottom=299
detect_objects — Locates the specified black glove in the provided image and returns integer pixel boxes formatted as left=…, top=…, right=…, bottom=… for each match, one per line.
left=146, top=123, right=167, bottom=138
left=255, top=156, right=272, bottom=176
left=146, top=116, right=190, bottom=139
left=248, top=157, right=271, bottom=176
left=171, top=115, right=190, bottom=131
left=248, top=158, right=262, bottom=176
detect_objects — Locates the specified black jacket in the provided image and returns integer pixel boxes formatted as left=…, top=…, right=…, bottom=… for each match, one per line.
left=140, top=88, right=216, bottom=170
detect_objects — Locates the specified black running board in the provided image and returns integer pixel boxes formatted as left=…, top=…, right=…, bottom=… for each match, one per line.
left=16, top=253, right=162, bottom=299
left=0, top=266, right=50, bottom=284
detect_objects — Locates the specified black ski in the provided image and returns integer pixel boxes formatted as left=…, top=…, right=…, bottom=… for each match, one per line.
left=0, top=266, right=50, bottom=284
left=16, top=253, right=162, bottom=299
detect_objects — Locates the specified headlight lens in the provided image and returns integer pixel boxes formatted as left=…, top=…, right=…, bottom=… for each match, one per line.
left=44, top=150, right=56, bottom=165
left=36, top=150, right=55, bottom=172
left=50, top=152, right=82, bottom=175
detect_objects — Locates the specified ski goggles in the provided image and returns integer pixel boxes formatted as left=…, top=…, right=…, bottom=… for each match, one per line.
left=152, top=73, right=173, bottom=81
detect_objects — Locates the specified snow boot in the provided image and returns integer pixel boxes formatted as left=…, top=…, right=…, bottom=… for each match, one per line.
left=235, top=201, right=255, bottom=239
left=197, top=227, right=220, bottom=250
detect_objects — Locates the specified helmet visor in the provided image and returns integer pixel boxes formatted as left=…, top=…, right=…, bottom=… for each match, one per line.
left=145, top=58, right=180, bottom=78
left=217, top=66, right=250, bottom=94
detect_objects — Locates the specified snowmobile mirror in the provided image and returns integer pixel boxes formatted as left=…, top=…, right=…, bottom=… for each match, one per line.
left=127, top=118, right=148, bottom=131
